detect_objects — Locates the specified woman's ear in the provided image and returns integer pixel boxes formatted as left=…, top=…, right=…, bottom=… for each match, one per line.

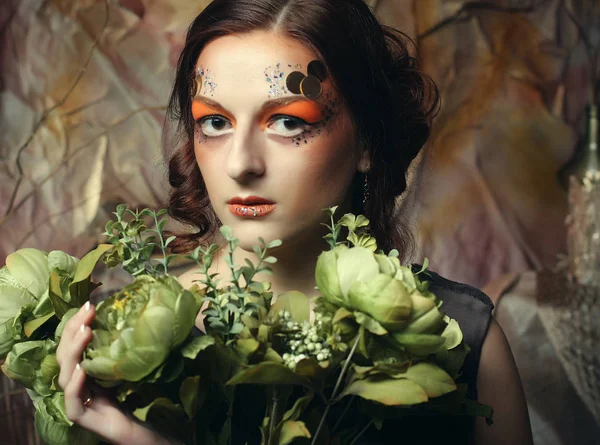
left=357, top=148, right=371, bottom=173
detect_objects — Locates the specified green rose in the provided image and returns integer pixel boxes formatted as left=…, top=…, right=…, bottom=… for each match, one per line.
left=1, top=339, right=60, bottom=396
left=316, top=245, right=448, bottom=351
left=316, top=246, right=413, bottom=330
left=81, top=275, right=198, bottom=383
left=0, top=249, right=80, bottom=358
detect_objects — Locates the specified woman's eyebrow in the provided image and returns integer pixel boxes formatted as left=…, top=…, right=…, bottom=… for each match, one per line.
left=192, top=96, right=236, bottom=123
left=193, top=96, right=232, bottom=114
left=261, top=96, right=309, bottom=109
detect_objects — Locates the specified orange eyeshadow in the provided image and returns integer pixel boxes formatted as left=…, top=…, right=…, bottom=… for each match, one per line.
left=265, top=101, right=324, bottom=124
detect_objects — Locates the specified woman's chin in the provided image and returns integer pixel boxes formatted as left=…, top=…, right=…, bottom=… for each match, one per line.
left=228, top=222, right=284, bottom=251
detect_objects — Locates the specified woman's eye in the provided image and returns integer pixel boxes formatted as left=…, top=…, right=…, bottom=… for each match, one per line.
left=198, top=116, right=233, bottom=137
left=266, top=115, right=310, bottom=138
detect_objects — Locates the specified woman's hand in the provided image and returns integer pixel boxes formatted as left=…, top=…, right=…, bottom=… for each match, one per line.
left=55, top=302, right=175, bottom=445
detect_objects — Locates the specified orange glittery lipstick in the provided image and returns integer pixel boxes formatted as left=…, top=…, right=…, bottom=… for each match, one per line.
left=228, top=196, right=276, bottom=218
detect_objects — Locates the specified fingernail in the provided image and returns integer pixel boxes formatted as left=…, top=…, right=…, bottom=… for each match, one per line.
left=80, top=324, right=86, bottom=334
left=84, top=301, right=91, bottom=312
left=76, top=363, right=81, bottom=371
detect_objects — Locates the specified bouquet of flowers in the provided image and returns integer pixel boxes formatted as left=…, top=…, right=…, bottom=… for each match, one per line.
left=0, top=205, right=492, bottom=445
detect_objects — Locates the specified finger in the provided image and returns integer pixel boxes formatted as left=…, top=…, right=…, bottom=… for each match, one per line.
left=56, top=302, right=95, bottom=365
left=63, top=363, right=90, bottom=421
left=61, top=302, right=95, bottom=342
left=64, top=365, right=136, bottom=444
left=57, top=323, right=93, bottom=391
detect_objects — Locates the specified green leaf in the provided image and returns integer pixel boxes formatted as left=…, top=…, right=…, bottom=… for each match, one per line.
left=341, top=375, right=428, bottom=406
left=5, top=248, right=50, bottom=299
left=226, top=362, right=315, bottom=389
left=180, top=376, right=201, bottom=419
left=440, top=318, right=463, bottom=350
left=388, top=249, right=399, bottom=258
left=417, top=258, right=429, bottom=275
left=33, top=392, right=100, bottom=445
left=133, top=397, right=185, bottom=422
left=24, top=312, right=55, bottom=337
left=220, top=226, right=234, bottom=240
left=230, top=323, right=244, bottom=335
left=339, top=213, right=358, bottom=232
left=282, top=393, right=314, bottom=422
left=279, top=420, right=312, bottom=445
left=332, top=307, right=353, bottom=324
left=391, top=333, right=445, bottom=356
left=0, top=317, right=21, bottom=359
left=267, top=239, right=282, bottom=249
left=435, top=342, right=470, bottom=379
left=403, top=363, right=456, bottom=398
left=2, top=340, right=59, bottom=396
left=47, top=251, right=80, bottom=276
left=353, top=312, right=388, bottom=336
left=180, top=335, right=216, bottom=360
left=116, top=204, right=127, bottom=218
left=270, top=291, right=310, bottom=323
left=48, top=272, right=74, bottom=319
left=218, top=418, right=231, bottom=445
left=462, top=399, right=494, bottom=425
left=233, top=338, right=260, bottom=362
left=0, top=283, right=36, bottom=324
left=72, top=244, right=113, bottom=284
left=354, top=215, right=370, bottom=228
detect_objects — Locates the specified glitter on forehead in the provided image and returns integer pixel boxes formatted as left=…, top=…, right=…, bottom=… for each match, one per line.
left=197, top=66, right=217, bottom=97
left=264, top=63, right=287, bottom=97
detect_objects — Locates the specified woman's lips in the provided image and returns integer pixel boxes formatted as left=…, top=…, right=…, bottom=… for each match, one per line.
left=228, top=204, right=276, bottom=218
left=227, top=197, right=276, bottom=218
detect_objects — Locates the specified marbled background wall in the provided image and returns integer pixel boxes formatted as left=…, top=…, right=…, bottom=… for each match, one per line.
left=0, top=0, right=599, bottom=443
left=0, top=0, right=595, bottom=288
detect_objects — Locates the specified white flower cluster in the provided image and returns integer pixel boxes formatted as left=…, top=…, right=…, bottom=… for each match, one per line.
left=278, top=310, right=331, bottom=369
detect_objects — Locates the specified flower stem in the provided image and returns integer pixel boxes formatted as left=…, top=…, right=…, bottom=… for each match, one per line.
left=348, top=420, right=373, bottom=445
left=310, top=332, right=361, bottom=445
left=331, top=396, right=355, bottom=433
left=267, top=385, right=287, bottom=445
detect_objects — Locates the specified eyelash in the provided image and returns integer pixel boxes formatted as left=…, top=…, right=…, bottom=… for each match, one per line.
left=195, top=114, right=315, bottom=140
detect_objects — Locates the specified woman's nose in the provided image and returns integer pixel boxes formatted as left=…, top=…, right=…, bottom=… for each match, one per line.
left=225, top=129, right=266, bottom=182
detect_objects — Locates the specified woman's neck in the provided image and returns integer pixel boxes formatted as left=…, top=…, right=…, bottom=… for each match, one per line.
left=210, top=229, right=329, bottom=299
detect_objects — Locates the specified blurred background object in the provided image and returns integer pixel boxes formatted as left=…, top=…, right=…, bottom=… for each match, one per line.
left=1, top=0, right=599, bottom=444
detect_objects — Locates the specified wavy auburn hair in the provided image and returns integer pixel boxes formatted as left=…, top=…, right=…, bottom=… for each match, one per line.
left=167, top=0, right=439, bottom=256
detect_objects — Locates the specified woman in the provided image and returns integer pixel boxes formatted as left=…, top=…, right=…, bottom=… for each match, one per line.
left=55, top=0, right=533, bottom=444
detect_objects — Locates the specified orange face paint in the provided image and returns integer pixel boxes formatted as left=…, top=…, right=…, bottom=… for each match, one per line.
left=259, top=100, right=324, bottom=129
left=191, top=99, right=236, bottom=125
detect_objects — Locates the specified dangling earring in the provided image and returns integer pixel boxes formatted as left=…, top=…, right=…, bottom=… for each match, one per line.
left=362, top=173, right=369, bottom=207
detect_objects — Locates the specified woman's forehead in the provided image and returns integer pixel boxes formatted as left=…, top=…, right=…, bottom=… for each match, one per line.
left=196, top=31, right=320, bottom=92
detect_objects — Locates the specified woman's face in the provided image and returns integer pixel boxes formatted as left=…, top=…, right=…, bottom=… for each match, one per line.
left=192, top=30, right=366, bottom=251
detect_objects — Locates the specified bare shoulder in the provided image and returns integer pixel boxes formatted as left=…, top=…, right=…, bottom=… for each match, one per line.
left=474, top=317, right=533, bottom=445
